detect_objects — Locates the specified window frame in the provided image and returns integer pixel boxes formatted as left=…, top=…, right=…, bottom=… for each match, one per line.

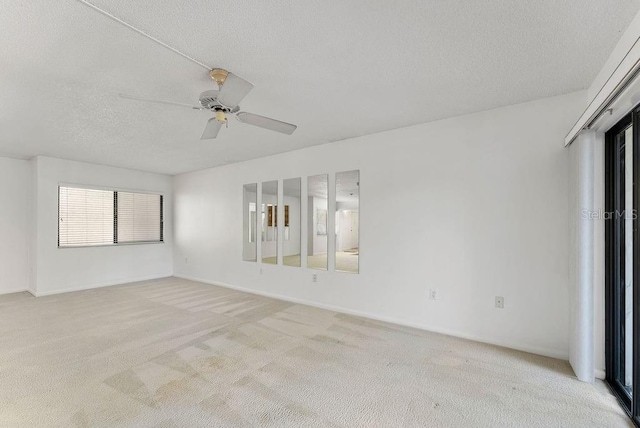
left=605, top=107, right=640, bottom=427
left=57, top=184, right=164, bottom=249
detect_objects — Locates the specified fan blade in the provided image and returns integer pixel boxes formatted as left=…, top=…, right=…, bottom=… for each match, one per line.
left=236, top=112, right=297, bottom=135
left=201, top=118, right=224, bottom=139
left=217, top=73, right=254, bottom=108
left=119, top=94, right=202, bottom=110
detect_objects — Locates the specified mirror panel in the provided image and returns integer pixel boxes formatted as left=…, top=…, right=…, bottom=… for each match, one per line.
left=335, top=170, right=359, bottom=273
left=282, top=178, right=301, bottom=267
left=307, top=174, right=328, bottom=270
left=242, top=183, right=257, bottom=261
left=261, top=180, right=278, bottom=264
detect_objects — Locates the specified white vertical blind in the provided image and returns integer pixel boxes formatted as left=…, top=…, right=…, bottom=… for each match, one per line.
left=117, top=191, right=162, bottom=243
left=569, top=130, right=595, bottom=383
left=58, top=187, right=115, bottom=247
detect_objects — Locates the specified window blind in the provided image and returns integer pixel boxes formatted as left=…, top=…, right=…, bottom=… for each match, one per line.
left=117, top=191, right=163, bottom=243
left=58, top=187, right=115, bottom=247
left=58, top=186, right=163, bottom=247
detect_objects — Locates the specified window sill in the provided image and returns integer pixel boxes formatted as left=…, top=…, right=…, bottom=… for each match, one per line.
left=58, top=241, right=164, bottom=249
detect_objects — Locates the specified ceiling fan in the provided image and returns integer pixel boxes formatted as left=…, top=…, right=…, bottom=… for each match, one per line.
left=121, top=68, right=297, bottom=140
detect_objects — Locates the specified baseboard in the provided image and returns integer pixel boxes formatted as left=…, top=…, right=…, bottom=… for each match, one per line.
left=173, top=274, right=569, bottom=361
left=31, top=274, right=173, bottom=297
left=595, top=369, right=606, bottom=380
left=0, top=287, right=28, bottom=296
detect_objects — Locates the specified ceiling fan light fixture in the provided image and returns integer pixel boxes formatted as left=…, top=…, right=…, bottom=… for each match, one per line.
left=215, top=110, right=227, bottom=123
left=210, top=68, right=229, bottom=86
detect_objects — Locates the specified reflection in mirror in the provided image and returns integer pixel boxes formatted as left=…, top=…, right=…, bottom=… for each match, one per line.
left=307, top=174, right=328, bottom=270
left=335, top=170, right=359, bottom=273
left=282, top=178, right=301, bottom=267
left=262, top=180, right=278, bottom=264
left=242, top=183, right=257, bottom=261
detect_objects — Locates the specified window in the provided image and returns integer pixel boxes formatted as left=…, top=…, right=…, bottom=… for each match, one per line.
left=58, top=187, right=114, bottom=247
left=116, top=191, right=163, bottom=243
left=58, top=186, right=163, bottom=247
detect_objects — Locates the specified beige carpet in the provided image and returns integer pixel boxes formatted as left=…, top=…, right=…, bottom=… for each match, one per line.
left=263, top=252, right=359, bottom=272
left=0, top=277, right=631, bottom=427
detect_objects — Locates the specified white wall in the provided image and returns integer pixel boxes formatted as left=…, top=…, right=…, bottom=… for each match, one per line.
left=173, top=91, right=586, bottom=360
left=0, top=157, right=31, bottom=295
left=32, top=156, right=173, bottom=296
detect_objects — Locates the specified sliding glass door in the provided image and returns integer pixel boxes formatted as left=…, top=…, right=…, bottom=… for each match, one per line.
left=606, top=109, right=640, bottom=423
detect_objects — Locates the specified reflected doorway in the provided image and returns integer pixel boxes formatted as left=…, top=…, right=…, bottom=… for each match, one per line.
left=336, top=170, right=359, bottom=273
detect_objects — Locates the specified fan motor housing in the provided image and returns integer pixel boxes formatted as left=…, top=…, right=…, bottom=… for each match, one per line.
left=199, top=90, right=238, bottom=112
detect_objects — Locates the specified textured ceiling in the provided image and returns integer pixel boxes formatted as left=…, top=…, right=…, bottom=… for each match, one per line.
left=336, top=170, right=359, bottom=204
left=308, top=175, right=328, bottom=199
left=1, top=1, right=639, bottom=175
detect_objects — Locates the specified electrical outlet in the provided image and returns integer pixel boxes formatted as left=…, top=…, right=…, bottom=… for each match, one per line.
left=429, top=289, right=438, bottom=300
left=260, top=268, right=263, bottom=275
left=184, top=257, right=188, bottom=264
left=495, top=296, right=504, bottom=309
left=312, top=274, right=318, bottom=283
